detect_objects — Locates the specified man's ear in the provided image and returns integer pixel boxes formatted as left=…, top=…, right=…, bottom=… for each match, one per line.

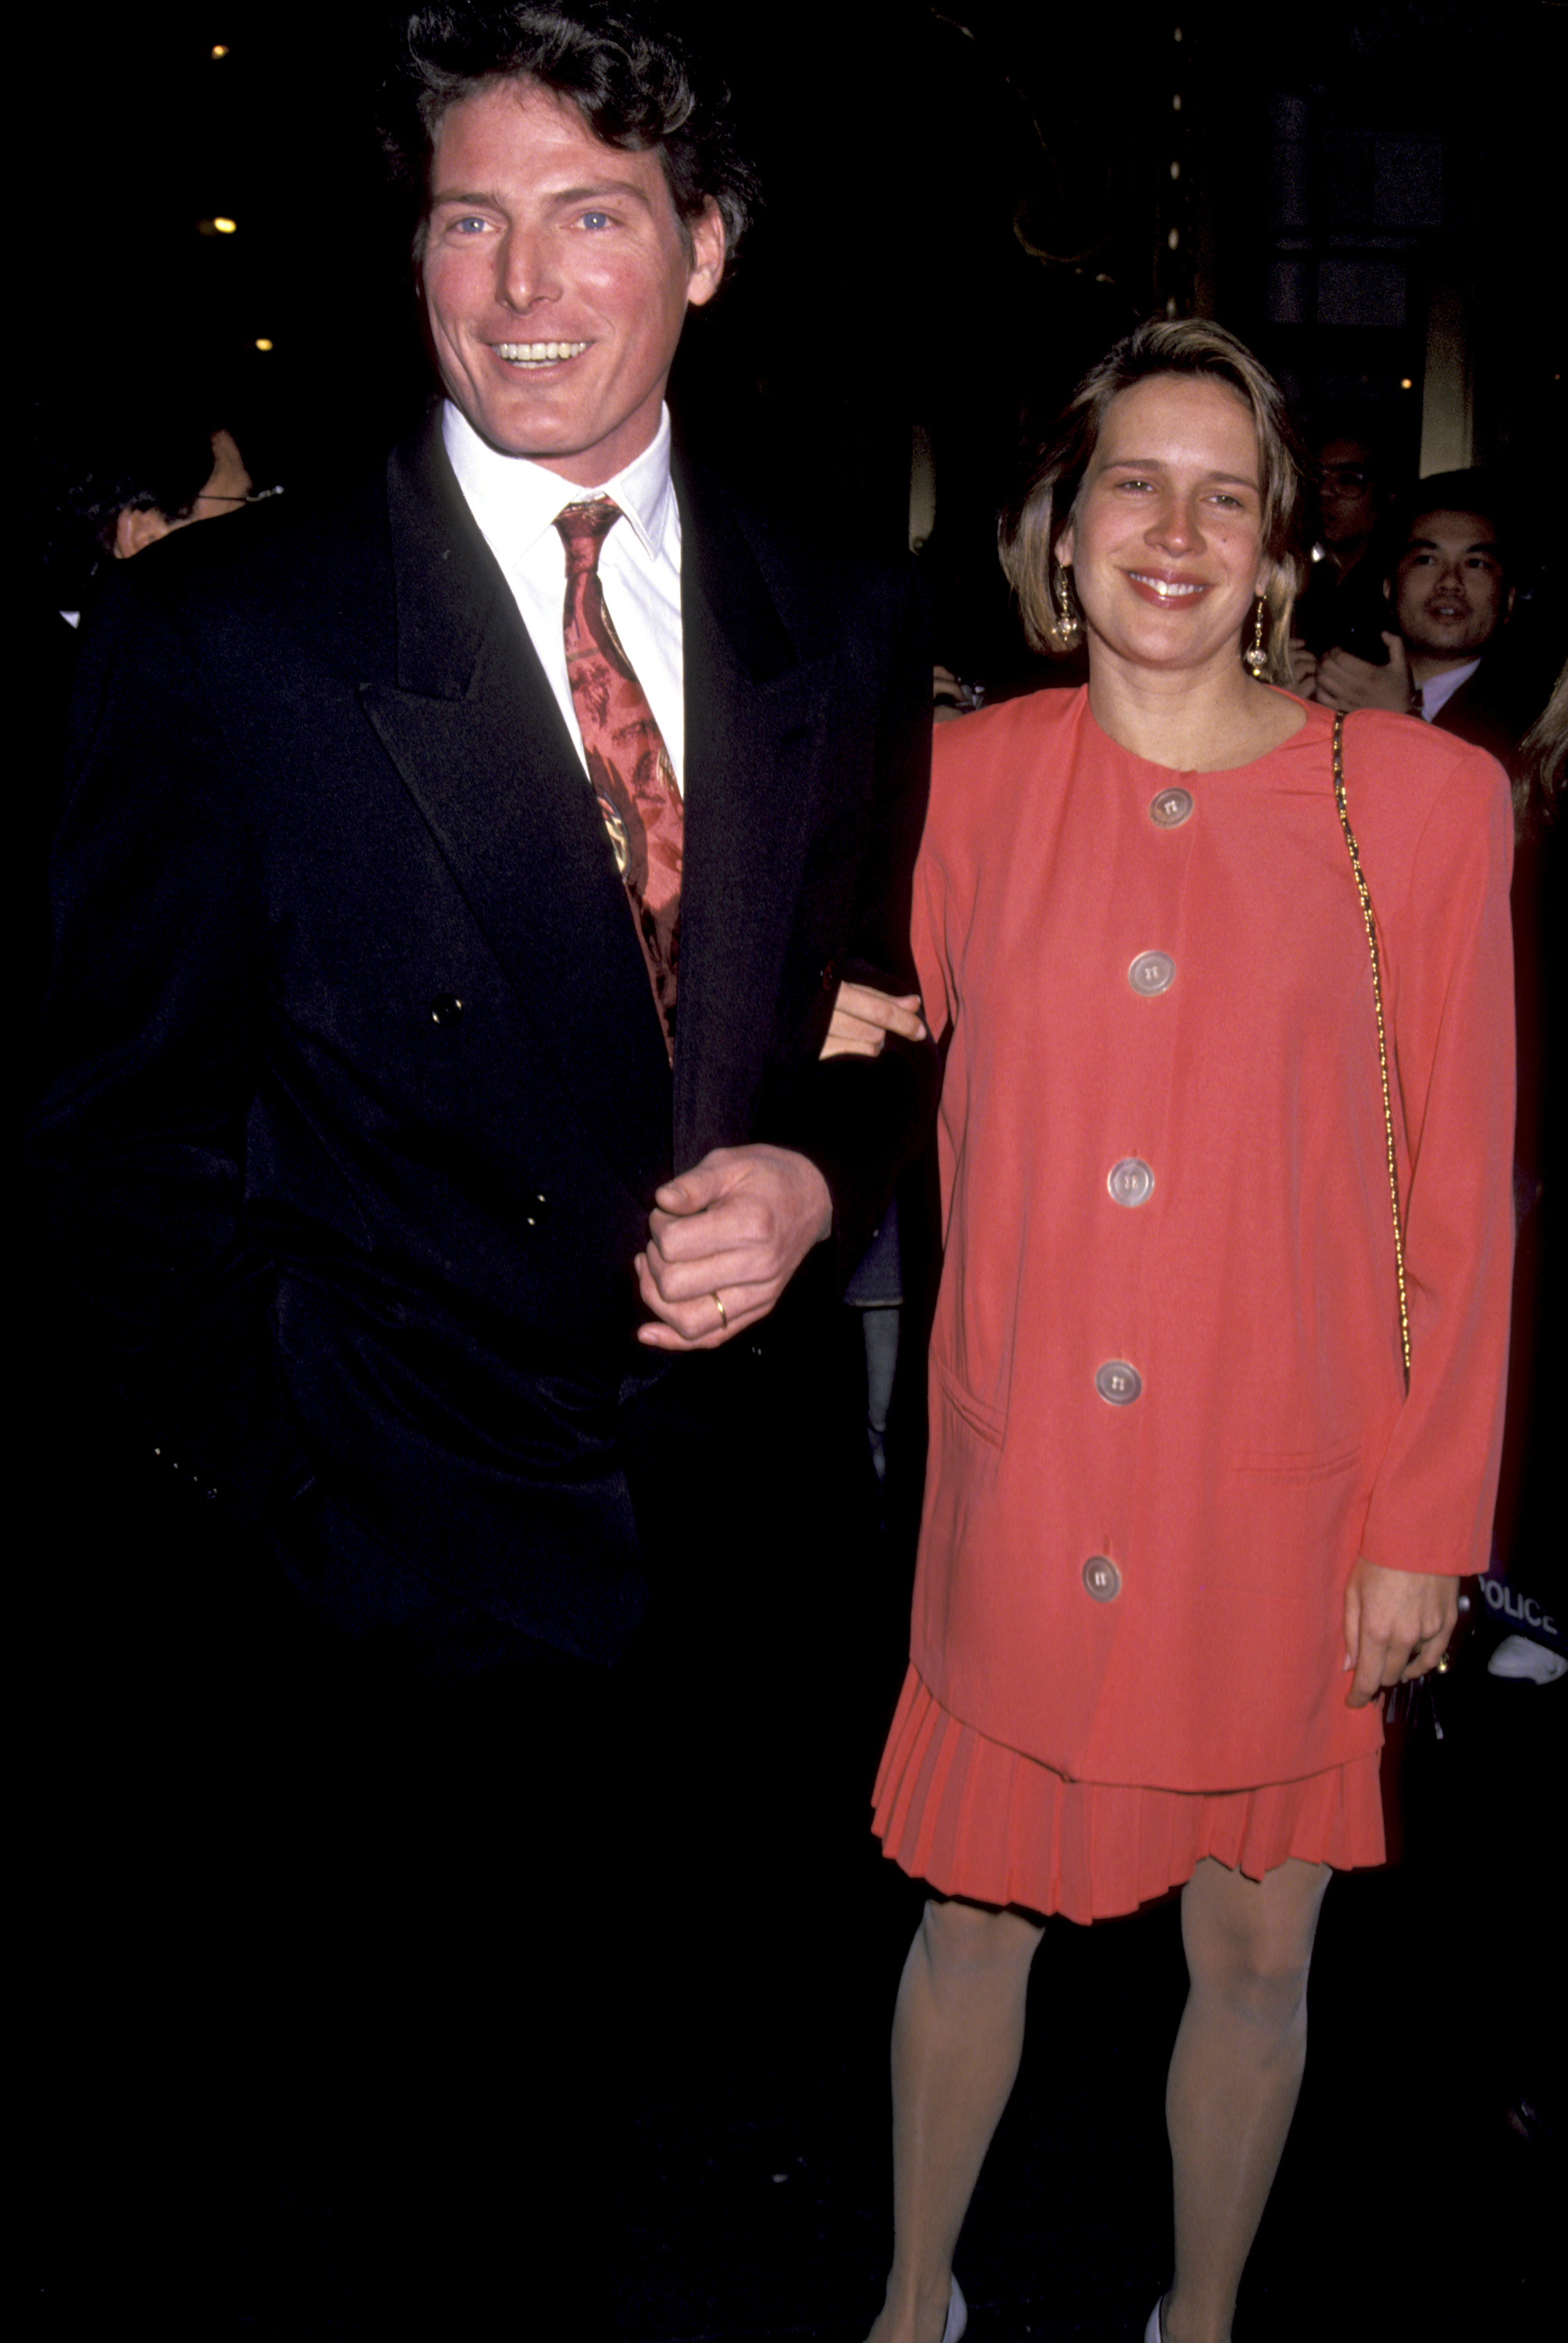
left=1501, top=584, right=1516, bottom=628
left=113, top=503, right=173, bottom=560
left=686, top=200, right=726, bottom=310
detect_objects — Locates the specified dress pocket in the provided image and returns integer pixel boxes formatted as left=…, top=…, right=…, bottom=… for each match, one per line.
left=1228, top=1442, right=1362, bottom=1481
left=935, top=1356, right=1007, bottom=1449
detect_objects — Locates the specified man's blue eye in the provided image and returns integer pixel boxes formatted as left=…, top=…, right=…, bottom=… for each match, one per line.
left=581, top=209, right=611, bottom=230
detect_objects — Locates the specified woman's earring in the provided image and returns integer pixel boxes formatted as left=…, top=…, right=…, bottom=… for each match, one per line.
left=1054, top=565, right=1082, bottom=647
left=1243, top=594, right=1269, bottom=676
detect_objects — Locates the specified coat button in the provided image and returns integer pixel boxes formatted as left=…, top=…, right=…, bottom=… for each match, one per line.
left=429, top=993, right=464, bottom=1026
left=1149, top=786, right=1194, bottom=827
left=1082, top=1555, right=1123, bottom=1602
left=1128, top=950, right=1175, bottom=996
left=1095, top=1359, right=1142, bottom=1405
left=522, top=1191, right=550, bottom=1227
left=1107, top=1157, right=1154, bottom=1207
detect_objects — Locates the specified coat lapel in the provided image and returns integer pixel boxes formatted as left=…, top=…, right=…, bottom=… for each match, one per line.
left=358, top=419, right=675, bottom=1207
left=672, top=465, right=830, bottom=1170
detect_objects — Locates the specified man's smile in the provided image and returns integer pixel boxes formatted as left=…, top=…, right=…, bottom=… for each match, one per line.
left=494, top=339, right=590, bottom=365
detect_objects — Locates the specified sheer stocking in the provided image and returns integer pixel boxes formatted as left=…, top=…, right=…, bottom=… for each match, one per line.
left=1163, top=1856, right=1331, bottom=2343
left=866, top=1897, right=1045, bottom=2343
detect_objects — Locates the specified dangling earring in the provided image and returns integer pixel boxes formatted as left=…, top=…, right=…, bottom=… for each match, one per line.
left=1243, top=594, right=1269, bottom=676
left=1053, top=565, right=1082, bottom=647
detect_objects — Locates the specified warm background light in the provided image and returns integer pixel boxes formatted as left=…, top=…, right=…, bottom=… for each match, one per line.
left=255, top=337, right=273, bottom=351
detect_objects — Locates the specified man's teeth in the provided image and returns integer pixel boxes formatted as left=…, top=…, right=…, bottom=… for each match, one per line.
left=1131, top=574, right=1204, bottom=599
left=495, top=341, right=589, bottom=364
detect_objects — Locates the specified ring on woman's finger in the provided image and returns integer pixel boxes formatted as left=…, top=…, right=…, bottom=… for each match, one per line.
left=711, top=1290, right=727, bottom=1330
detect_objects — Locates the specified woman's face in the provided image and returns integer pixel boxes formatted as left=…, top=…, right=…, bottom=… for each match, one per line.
left=1057, top=373, right=1272, bottom=679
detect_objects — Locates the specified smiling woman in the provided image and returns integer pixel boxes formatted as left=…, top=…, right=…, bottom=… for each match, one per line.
left=863, top=317, right=1515, bottom=2343
left=1002, top=315, right=1304, bottom=701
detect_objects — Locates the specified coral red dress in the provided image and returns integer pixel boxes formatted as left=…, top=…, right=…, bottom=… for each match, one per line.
left=874, top=690, right=1514, bottom=1921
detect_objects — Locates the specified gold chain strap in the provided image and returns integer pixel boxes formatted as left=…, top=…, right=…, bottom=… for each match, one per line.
left=1331, top=711, right=1411, bottom=1389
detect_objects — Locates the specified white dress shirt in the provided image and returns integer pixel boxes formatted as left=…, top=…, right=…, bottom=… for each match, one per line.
left=441, top=398, right=686, bottom=788
left=1420, top=658, right=1481, bottom=725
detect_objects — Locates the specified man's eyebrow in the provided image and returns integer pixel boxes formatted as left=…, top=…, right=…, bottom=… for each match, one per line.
left=548, top=179, right=655, bottom=208
left=1403, top=533, right=1500, bottom=557
left=428, top=186, right=506, bottom=211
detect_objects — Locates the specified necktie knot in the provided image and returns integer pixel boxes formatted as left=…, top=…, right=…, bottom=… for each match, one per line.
left=554, top=497, right=621, bottom=576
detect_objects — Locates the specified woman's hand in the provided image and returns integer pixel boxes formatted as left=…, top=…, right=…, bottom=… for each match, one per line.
left=821, top=981, right=927, bottom=1061
left=1342, top=1557, right=1460, bottom=1707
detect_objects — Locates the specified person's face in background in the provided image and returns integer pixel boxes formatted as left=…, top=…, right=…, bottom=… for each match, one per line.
left=112, top=428, right=253, bottom=558
left=1313, top=437, right=1381, bottom=560
left=1391, top=509, right=1513, bottom=668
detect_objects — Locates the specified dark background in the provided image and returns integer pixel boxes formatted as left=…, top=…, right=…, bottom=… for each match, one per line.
left=24, top=1, right=1566, bottom=676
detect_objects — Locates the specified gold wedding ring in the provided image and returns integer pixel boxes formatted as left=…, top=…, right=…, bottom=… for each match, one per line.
left=712, top=1291, right=727, bottom=1329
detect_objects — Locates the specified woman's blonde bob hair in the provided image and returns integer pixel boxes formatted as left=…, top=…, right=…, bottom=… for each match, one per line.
left=1000, top=317, right=1306, bottom=685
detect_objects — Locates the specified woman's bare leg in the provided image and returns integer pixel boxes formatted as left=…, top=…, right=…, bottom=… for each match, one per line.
left=868, top=1896, right=1046, bottom=2343
left=1162, top=1856, right=1331, bottom=2343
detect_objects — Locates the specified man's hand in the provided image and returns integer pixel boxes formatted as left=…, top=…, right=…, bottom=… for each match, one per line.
left=1342, top=1557, right=1459, bottom=1708
left=1313, top=633, right=1417, bottom=715
left=636, top=1144, right=832, bottom=1350
left=933, top=664, right=968, bottom=725
left=821, top=980, right=927, bottom=1061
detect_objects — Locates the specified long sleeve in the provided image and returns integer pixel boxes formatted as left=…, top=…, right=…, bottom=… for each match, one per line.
left=29, top=562, right=315, bottom=1521
left=1359, top=744, right=1516, bottom=1577
left=753, top=562, right=940, bottom=1288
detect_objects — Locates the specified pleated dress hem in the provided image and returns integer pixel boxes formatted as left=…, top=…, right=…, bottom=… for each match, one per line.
left=872, top=1664, right=1386, bottom=1926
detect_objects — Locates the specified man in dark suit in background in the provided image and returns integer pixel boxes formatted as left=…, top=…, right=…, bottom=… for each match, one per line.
left=1304, top=472, right=1544, bottom=767
left=30, top=6, right=932, bottom=2327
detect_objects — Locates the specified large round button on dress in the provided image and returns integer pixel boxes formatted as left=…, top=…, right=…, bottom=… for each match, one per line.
left=1082, top=1555, right=1123, bottom=1602
left=1149, top=785, right=1194, bottom=826
left=1095, top=1359, right=1143, bottom=1405
left=1128, top=950, right=1175, bottom=996
left=1107, top=1157, right=1154, bottom=1207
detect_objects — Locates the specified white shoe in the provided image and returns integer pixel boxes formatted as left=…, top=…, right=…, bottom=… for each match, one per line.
left=1143, top=2296, right=1167, bottom=2343
left=1488, top=1633, right=1566, bottom=1684
left=942, top=2276, right=968, bottom=2343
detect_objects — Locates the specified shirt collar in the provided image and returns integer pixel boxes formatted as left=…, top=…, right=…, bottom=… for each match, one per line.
left=1420, top=656, right=1482, bottom=722
left=441, top=398, right=675, bottom=561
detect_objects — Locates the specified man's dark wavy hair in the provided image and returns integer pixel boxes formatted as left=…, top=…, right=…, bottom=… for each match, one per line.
left=385, top=3, right=758, bottom=269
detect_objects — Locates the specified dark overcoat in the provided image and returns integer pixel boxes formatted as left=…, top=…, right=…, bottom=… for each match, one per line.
left=33, top=415, right=935, bottom=1664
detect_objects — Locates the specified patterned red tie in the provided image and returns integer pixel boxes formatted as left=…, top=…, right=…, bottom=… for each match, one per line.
left=554, top=498, right=683, bottom=1059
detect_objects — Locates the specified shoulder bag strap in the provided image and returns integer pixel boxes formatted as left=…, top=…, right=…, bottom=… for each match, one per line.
left=1331, top=708, right=1411, bottom=1390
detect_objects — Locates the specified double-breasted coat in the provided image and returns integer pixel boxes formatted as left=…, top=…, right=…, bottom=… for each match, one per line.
left=32, top=415, right=937, bottom=1664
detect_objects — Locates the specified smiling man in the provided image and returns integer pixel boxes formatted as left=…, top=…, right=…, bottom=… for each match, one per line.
left=1310, top=472, right=1531, bottom=764
left=32, top=4, right=933, bottom=2324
